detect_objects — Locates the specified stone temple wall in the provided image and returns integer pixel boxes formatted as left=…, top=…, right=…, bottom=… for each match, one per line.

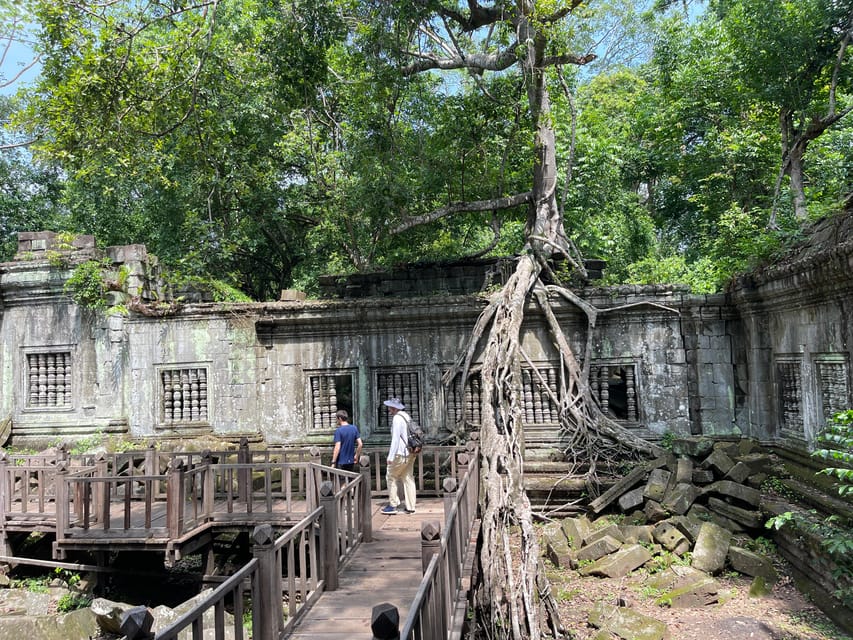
left=1, top=220, right=851, bottom=456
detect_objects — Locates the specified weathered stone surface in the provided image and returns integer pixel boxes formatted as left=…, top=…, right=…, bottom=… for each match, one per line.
left=620, top=525, right=654, bottom=545
left=560, top=516, right=591, bottom=549
left=671, top=437, right=713, bottom=459
left=728, top=546, right=778, bottom=582
left=702, top=449, right=735, bottom=477
left=589, top=464, right=650, bottom=514
left=675, top=457, right=694, bottom=484
left=0, top=609, right=99, bottom=640
left=736, top=453, right=775, bottom=475
left=707, top=497, right=764, bottom=529
left=668, top=515, right=701, bottom=543
left=588, top=602, right=667, bottom=640
left=545, top=529, right=576, bottom=569
left=691, top=469, right=715, bottom=484
left=577, top=535, right=623, bottom=562
left=704, top=480, right=760, bottom=507
left=618, top=486, right=646, bottom=512
left=692, top=522, right=732, bottom=574
left=662, top=482, right=700, bottom=515
left=652, top=522, right=691, bottom=555
left=657, top=573, right=720, bottom=608
left=644, top=500, right=669, bottom=523
left=643, top=468, right=672, bottom=502
left=725, top=461, right=752, bottom=484
left=586, top=523, right=625, bottom=546
left=580, top=544, right=653, bottom=578
left=92, top=597, right=136, bottom=634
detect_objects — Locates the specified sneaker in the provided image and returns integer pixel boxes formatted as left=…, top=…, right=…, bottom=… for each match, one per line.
left=401, top=508, right=416, bottom=514
left=381, top=505, right=398, bottom=515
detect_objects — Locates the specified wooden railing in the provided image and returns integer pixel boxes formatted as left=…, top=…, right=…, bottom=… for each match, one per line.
left=153, top=469, right=366, bottom=640
left=396, top=445, right=480, bottom=640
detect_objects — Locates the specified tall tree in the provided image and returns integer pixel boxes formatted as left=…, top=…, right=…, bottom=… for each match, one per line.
left=716, top=0, right=853, bottom=222
left=351, top=3, right=662, bottom=637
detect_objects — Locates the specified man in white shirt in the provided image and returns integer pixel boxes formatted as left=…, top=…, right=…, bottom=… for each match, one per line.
left=380, top=397, right=417, bottom=515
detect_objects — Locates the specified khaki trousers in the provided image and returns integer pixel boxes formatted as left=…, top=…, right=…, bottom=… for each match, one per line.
left=387, top=454, right=417, bottom=510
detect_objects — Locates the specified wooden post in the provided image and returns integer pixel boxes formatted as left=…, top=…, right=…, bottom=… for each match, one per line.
left=251, top=524, right=279, bottom=640
left=420, top=520, right=442, bottom=573
left=201, top=451, right=215, bottom=518
left=94, top=453, right=107, bottom=525
left=166, top=459, right=185, bottom=538
left=371, top=602, right=400, bottom=640
left=359, top=455, right=373, bottom=543
left=54, top=461, right=69, bottom=559
left=0, top=453, right=10, bottom=557
left=319, top=480, right=339, bottom=591
left=442, top=477, right=458, bottom=523
left=238, top=437, right=250, bottom=503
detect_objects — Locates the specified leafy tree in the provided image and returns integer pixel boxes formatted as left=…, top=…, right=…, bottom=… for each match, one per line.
left=714, top=0, right=853, bottom=222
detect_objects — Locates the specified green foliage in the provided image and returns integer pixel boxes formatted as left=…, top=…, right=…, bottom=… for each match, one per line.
left=766, top=410, right=853, bottom=607
left=659, top=431, right=676, bottom=451
left=63, top=259, right=110, bottom=310
left=11, top=576, right=50, bottom=593
left=56, top=592, right=92, bottom=612
left=813, top=410, right=853, bottom=497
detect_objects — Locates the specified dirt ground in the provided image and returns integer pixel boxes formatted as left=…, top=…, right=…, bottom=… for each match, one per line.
left=546, top=555, right=851, bottom=640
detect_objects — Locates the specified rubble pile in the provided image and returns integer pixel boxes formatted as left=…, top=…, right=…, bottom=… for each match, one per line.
left=540, top=438, right=782, bottom=640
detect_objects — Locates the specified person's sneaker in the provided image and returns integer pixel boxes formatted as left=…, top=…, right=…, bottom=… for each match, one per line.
left=401, top=508, right=416, bottom=514
left=380, top=505, right=398, bottom=515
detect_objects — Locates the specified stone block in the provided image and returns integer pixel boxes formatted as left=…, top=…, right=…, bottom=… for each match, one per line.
left=652, top=521, right=691, bottom=555
left=703, top=480, right=760, bottom=507
left=577, top=535, right=622, bottom=562
left=702, top=449, right=735, bottom=477
left=691, top=469, right=715, bottom=484
left=746, top=473, right=767, bottom=489
left=560, top=516, right=591, bottom=550
left=671, top=437, right=713, bottom=459
left=727, top=546, right=778, bottom=582
left=580, top=544, right=653, bottom=578
left=545, top=533, right=576, bottom=569
left=620, top=525, right=654, bottom=545
left=662, top=482, right=700, bottom=515
left=725, top=461, right=752, bottom=484
left=692, top=522, right=732, bottom=574
left=586, top=524, right=625, bottom=546
left=735, top=453, right=775, bottom=475
left=280, top=289, right=307, bottom=301
left=643, top=468, right=672, bottom=502
left=588, top=602, right=667, bottom=640
left=657, top=573, right=720, bottom=608
left=618, top=486, right=646, bottom=512
left=707, top=497, right=763, bottom=529
left=675, top=457, right=694, bottom=484
left=667, top=515, right=701, bottom=543
left=644, top=500, right=669, bottom=523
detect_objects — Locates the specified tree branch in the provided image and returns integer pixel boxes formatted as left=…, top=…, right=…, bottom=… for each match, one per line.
left=391, top=191, right=532, bottom=234
left=402, top=47, right=518, bottom=75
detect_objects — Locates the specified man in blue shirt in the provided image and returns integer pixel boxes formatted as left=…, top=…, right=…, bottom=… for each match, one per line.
left=332, top=409, right=363, bottom=472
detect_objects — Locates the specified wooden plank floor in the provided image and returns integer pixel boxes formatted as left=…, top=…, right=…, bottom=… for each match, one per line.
left=287, top=497, right=446, bottom=639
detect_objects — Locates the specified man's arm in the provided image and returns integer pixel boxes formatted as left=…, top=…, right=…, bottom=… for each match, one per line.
left=355, top=437, right=363, bottom=461
left=332, top=441, right=341, bottom=466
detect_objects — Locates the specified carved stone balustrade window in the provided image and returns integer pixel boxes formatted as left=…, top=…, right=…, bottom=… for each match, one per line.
left=26, top=351, right=72, bottom=408
left=160, top=367, right=209, bottom=424
left=375, top=370, right=421, bottom=432
left=309, top=371, right=354, bottom=431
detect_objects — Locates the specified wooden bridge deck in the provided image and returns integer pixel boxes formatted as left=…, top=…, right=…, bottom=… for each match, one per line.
left=288, top=497, right=445, bottom=639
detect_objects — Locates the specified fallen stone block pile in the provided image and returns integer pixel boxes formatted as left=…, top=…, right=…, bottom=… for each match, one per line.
left=540, top=438, right=783, bottom=640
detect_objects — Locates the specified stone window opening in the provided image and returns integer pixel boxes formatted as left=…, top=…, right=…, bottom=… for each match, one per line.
left=26, top=351, right=72, bottom=409
left=814, top=354, right=850, bottom=428
left=521, top=366, right=560, bottom=424
left=160, top=367, right=209, bottom=424
left=776, top=357, right=804, bottom=440
left=446, top=370, right=482, bottom=428
left=309, top=372, right=354, bottom=431
left=376, top=370, right=420, bottom=432
left=593, top=363, right=639, bottom=423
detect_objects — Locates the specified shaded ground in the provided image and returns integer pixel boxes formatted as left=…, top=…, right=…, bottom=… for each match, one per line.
left=547, top=555, right=851, bottom=640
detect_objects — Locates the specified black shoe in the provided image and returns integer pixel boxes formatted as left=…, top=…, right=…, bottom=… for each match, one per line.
left=402, top=508, right=415, bottom=514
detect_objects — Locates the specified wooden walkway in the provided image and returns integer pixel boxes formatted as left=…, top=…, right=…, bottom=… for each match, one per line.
left=288, top=497, right=445, bottom=639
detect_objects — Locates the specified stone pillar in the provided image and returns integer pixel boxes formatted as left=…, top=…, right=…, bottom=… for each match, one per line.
left=359, top=455, right=373, bottom=543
